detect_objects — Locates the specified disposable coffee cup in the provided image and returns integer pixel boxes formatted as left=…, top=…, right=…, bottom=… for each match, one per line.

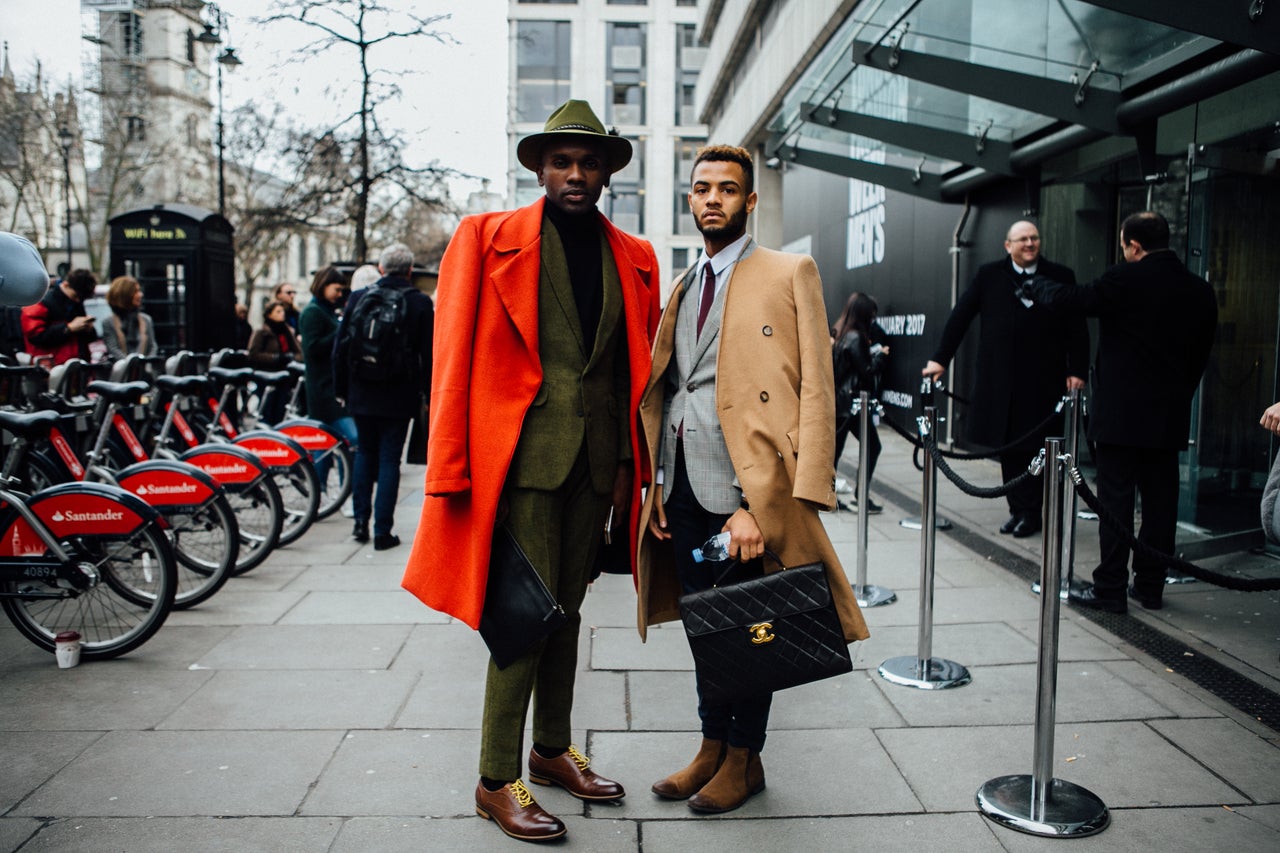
left=55, top=630, right=81, bottom=669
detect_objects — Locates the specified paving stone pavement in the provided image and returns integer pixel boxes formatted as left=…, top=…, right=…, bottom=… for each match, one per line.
left=1, top=447, right=1277, bottom=852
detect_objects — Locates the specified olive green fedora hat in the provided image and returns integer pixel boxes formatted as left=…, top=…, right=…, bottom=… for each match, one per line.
left=517, top=99, right=633, bottom=174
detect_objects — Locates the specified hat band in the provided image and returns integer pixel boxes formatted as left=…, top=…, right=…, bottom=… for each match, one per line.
left=549, top=123, right=599, bottom=133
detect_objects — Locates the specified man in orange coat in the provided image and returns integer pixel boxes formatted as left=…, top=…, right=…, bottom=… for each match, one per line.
left=402, top=100, right=660, bottom=843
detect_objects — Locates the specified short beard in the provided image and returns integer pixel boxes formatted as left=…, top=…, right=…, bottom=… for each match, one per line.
left=696, top=206, right=748, bottom=243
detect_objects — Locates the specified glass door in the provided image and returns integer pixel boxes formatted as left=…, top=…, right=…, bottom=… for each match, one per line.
left=1182, top=147, right=1280, bottom=546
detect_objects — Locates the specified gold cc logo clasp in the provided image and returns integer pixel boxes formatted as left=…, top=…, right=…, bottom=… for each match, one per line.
left=749, top=622, right=775, bottom=644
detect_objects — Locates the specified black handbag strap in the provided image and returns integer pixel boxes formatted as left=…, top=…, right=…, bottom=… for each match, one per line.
left=710, top=547, right=786, bottom=587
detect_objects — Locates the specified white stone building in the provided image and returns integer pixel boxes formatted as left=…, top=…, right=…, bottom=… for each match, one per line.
left=507, top=0, right=707, bottom=290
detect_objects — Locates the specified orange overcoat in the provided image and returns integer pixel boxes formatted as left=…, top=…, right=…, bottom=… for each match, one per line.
left=402, top=198, right=661, bottom=628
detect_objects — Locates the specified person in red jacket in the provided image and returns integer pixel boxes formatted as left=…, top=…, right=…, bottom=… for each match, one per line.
left=402, top=100, right=660, bottom=843
left=22, top=268, right=98, bottom=364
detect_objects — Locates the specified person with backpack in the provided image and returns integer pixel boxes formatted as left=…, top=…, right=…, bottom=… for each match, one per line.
left=333, top=242, right=434, bottom=550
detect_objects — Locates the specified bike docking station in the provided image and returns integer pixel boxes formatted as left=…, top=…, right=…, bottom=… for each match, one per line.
left=899, top=380, right=952, bottom=532
left=1032, top=388, right=1084, bottom=600
left=977, top=436, right=1110, bottom=838
left=878, top=393, right=971, bottom=690
left=851, top=390, right=896, bottom=608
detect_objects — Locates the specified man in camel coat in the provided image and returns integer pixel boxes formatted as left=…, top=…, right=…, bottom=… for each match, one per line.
left=401, top=101, right=660, bottom=843
left=637, top=144, right=868, bottom=815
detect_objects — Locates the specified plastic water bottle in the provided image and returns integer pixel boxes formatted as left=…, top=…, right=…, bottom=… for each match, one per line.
left=692, top=531, right=731, bottom=563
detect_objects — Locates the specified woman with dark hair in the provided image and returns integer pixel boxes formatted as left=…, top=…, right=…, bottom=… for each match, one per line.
left=831, top=291, right=888, bottom=513
left=103, top=275, right=157, bottom=360
left=300, top=265, right=356, bottom=491
left=248, top=299, right=302, bottom=425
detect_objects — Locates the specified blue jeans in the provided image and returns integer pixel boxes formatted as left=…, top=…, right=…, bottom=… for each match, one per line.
left=352, top=415, right=410, bottom=537
left=314, top=416, right=357, bottom=491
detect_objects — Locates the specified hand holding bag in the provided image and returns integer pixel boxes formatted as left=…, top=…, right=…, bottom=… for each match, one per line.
left=678, top=551, right=852, bottom=705
left=479, top=524, right=567, bottom=669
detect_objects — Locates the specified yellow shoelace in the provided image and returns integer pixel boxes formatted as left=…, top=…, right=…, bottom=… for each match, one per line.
left=566, top=745, right=590, bottom=771
left=509, top=779, right=535, bottom=808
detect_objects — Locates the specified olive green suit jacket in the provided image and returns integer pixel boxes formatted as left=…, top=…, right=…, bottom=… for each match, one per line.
left=505, top=215, right=630, bottom=494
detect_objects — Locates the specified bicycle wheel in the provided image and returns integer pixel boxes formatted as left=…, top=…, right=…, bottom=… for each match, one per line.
left=19, top=451, right=68, bottom=492
left=1, top=522, right=177, bottom=660
left=227, top=476, right=284, bottom=575
left=314, top=442, right=354, bottom=520
left=164, top=493, right=239, bottom=609
left=273, top=459, right=321, bottom=547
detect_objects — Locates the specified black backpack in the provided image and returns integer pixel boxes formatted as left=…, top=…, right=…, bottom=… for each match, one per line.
left=345, top=285, right=417, bottom=383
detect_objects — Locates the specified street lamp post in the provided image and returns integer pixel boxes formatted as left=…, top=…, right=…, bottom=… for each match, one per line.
left=196, top=7, right=241, bottom=218
left=57, top=125, right=74, bottom=272
left=216, top=47, right=242, bottom=217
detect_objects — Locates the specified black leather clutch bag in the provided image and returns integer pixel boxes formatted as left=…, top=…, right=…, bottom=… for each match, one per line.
left=679, top=558, right=852, bottom=705
left=479, top=524, right=567, bottom=670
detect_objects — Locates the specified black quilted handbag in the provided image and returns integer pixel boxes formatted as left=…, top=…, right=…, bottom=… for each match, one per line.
left=678, top=554, right=853, bottom=705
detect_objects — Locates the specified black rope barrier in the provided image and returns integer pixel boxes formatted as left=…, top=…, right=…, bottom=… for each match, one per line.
left=931, top=383, right=970, bottom=406
left=1066, top=463, right=1280, bottom=592
left=923, top=431, right=1039, bottom=499
left=879, top=404, right=1061, bottom=461
left=886, top=403, right=1280, bottom=592
left=882, top=410, right=925, bottom=447
left=933, top=409, right=1063, bottom=460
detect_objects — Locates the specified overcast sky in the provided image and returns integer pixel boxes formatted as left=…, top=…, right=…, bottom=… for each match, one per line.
left=2, top=0, right=509, bottom=197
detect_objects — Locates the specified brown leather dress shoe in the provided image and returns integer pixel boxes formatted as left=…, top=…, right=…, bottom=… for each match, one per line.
left=687, top=745, right=765, bottom=814
left=474, top=779, right=566, bottom=842
left=527, top=745, right=625, bottom=801
left=651, top=737, right=726, bottom=800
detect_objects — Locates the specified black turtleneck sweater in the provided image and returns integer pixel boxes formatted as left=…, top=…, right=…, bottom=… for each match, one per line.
left=544, top=201, right=603, bottom=354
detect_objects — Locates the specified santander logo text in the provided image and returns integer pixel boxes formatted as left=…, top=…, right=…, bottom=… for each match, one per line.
left=135, top=482, right=199, bottom=496
left=52, top=509, right=125, bottom=523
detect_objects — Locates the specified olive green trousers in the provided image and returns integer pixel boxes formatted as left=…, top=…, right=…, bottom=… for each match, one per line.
left=478, top=450, right=610, bottom=781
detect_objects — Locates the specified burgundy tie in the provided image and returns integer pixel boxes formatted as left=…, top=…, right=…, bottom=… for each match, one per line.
left=697, top=263, right=715, bottom=337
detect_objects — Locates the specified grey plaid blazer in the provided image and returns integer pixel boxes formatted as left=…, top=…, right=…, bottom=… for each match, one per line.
left=658, top=243, right=754, bottom=514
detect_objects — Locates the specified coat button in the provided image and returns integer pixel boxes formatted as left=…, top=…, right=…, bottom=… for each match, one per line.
left=762, top=325, right=773, bottom=336
left=686, top=382, right=696, bottom=393
left=759, top=391, right=769, bottom=402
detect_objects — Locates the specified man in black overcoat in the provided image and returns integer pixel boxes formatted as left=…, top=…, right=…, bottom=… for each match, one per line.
left=923, top=220, right=1089, bottom=537
left=1030, top=211, right=1217, bottom=613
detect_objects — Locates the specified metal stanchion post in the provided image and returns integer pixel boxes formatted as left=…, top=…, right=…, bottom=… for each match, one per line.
left=878, top=403, right=970, bottom=689
left=1033, top=389, right=1082, bottom=599
left=977, top=437, right=1109, bottom=837
left=854, top=390, right=895, bottom=608
left=900, top=379, right=952, bottom=531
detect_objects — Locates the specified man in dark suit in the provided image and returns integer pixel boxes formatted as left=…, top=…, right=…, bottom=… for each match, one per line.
left=1030, top=211, right=1217, bottom=613
left=333, top=242, right=433, bottom=551
left=923, top=220, right=1089, bottom=538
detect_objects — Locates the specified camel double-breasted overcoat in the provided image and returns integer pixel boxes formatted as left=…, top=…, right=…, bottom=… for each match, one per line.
left=635, top=245, right=869, bottom=643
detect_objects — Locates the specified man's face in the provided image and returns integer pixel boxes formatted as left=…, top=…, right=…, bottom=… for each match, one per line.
left=277, top=286, right=297, bottom=306
left=689, top=159, right=756, bottom=244
left=1004, top=222, right=1042, bottom=268
left=538, top=141, right=609, bottom=215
